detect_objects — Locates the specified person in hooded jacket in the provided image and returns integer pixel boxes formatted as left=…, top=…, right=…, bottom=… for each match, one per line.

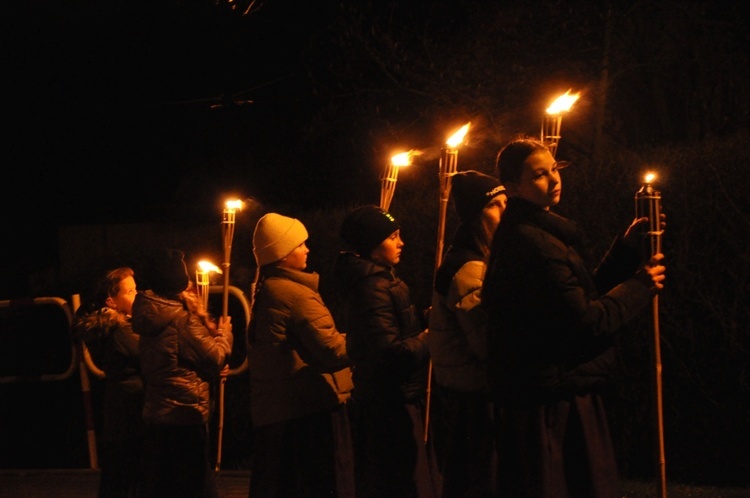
left=248, top=212, right=354, bottom=498
left=333, top=205, right=433, bottom=498
left=131, top=248, right=233, bottom=498
left=74, top=266, right=144, bottom=498
left=482, top=138, right=666, bottom=498
left=429, top=171, right=507, bottom=498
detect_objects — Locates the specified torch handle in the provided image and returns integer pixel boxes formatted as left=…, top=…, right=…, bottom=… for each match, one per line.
left=635, top=181, right=667, bottom=498
left=635, top=185, right=663, bottom=258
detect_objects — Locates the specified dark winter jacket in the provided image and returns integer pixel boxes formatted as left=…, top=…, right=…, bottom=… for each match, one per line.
left=248, top=265, right=352, bottom=427
left=429, top=224, right=489, bottom=392
left=483, top=197, right=656, bottom=407
left=131, top=290, right=233, bottom=426
left=74, top=307, right=144, bottom=441
left=333, top=251, right=429, bottom=402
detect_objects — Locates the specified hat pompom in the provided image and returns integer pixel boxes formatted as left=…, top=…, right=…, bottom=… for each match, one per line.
left=340, top=205, right=400, bottom=256
left=451, top=170, right=505, bottom=224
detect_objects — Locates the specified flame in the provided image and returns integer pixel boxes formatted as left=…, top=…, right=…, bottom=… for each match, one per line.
left=644, top=172, right=656, bottom=184
left=224, top=199, right=243, bottom=211
left=546, top=90, right=580, bottom=115
left=446, top=122, right=471, bottom=148
left=391, top=150, right=422, bottom=167
left=197, top=260, right=222, bottom=273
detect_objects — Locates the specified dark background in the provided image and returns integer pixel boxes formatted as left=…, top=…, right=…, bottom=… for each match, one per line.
left=2, top=0, right=749, bottom=489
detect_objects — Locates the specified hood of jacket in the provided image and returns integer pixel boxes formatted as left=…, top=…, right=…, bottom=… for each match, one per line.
left=333, top=250, right=394, bottom=292
left=131, top=290, right=186, bottom=338
left=74, top=307, right=124, bottom=345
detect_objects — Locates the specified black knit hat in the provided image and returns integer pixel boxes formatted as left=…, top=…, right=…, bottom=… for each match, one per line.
left=340, top=205, right=400, bottom=256
left=149, top=248, right=190, bottom=296
left=451, top=170, right=506, bottom=224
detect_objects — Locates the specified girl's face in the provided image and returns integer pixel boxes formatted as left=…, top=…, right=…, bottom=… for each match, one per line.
left=106, top=275, right=137, bottom=316
left=279, top=242, right=309, bottom=271
left=481, top=193, right=508, bottom=235
left=511, top=150, right=563, bottom=210
left=369, top=229, right=404, bottom=267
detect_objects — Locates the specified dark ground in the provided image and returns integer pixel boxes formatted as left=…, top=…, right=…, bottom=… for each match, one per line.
left=1, top=470, right=749, bottom=498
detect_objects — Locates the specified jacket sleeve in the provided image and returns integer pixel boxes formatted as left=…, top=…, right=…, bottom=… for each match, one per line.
left=450, top=260, right=489, bottom=361
left=112, top=323, right=140, bottom=359
left=525, top=226, right=653, bottom=341
left=356, top=277, right=429, bottom=369
left=179, top=313, right=234, bottom=376
left=290, top=289, right=350, bottom=373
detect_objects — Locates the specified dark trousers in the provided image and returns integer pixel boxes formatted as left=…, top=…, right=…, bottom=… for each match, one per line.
left=249, top=405, right=354, bottom=498
left=137, top=424, right=217, bottom=498
left=350, top=392, right=441, bottom=498
left=494, top=394, right=621, bottom=498
left=435, top=386, right=495, bottom=498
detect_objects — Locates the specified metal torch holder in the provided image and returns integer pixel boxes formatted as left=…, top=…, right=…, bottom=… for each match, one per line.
left=435, top=147, right=458, bottom=270
left=196, top=269, right=210, bottom=311
left=634, top=180, right=668, bottom=498
left=380, top=163, right=398, bottom=212
left=221, top=209, right=236, bottom=319
left=541, top=114, right=563, bottom=158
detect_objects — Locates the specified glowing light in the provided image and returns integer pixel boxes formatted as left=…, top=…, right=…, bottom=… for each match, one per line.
left=224, top=199, right=243, bottom=211
left=446, top=122, right=471, bottom=148
left=546, top=90, right=581, bottom=115
left=197, top=260, right=222, bottom=274
left=644, top=172, right=657, bottom=184
left=391, top=150, right=421, bottom=167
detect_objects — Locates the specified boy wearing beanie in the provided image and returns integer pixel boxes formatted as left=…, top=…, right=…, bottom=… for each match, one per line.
left=131, top=248, right=233, bottom=498
left=333, top=205, right=433, bottom=498
left=248, top=213, right=354, bottom=498
left=428, top=170, right=506, bottom=497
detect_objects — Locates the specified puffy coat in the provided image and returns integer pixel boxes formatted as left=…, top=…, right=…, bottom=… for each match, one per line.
left=249, top=266, right=352, bottom=427
left=483, top=197, right=656, bottom=407
left=131, top=290, right=233, bottom=426
left=333, top=251, right=429, bottom=402
left=74, top=307, right=144, bottom=441
left=429, top=224, right=489, bottom=393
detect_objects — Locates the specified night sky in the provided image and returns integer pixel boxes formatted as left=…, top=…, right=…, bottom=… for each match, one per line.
left=4, top=1, right=344, bottom=293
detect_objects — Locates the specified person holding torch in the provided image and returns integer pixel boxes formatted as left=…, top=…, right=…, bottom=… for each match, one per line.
left=482, top=138, right=665, bottom=498
left=132, top=248, right=233, bottom=498
left=333, top=205, right=433, bottom=498
left=247, top=213, right=354, bottom=498
left=428, top=170, right=507, bottom=498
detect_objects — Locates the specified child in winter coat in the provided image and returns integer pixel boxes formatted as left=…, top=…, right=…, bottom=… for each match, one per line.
left=132, top=248, right=233, bottom=498
left=74, top=266, right=144, bottom=498
left=333, top=205, right=434, bottom=498
left=248, top=213, right=354, bottom=498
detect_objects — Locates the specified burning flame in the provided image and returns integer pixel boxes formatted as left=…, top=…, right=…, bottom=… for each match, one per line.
left=224, top=199, right=243, bottom=211
left=446, top=122, right=471, bottom=148
left=644, top=172, right=656, bottom=184
left=391, top=150, right=422, bottom=167
left=197, top=260, right=222, bottom=274
left=546, top=90, right=581, bottom=115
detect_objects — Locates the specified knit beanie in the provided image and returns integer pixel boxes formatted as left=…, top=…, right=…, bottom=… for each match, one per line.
left=253, top=213, right=309, bottom=267
left=149, top=248, right=190, bottom=296
left=451, top=170, right=506, bottom=224
left=340, top=205, right=400, bottom=256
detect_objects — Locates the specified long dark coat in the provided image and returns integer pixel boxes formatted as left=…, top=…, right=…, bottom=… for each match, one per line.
left=483, top=197, right=656, bottom=498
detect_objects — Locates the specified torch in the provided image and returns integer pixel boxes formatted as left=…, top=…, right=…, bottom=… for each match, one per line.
left=216, top=198, right=242, bottom=472
left=425, top=122, right=470, bottom=444
left=196, top=260, right=222, bottom=312
left=380, top=150, right=419, bottom=212
left=435, top=122, right=470, bottom=271
left=541, top=89, right=580, bottom=158
left=222, top=199, right=243, bottom=319
left=635, top=173, right=667, bottom=498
